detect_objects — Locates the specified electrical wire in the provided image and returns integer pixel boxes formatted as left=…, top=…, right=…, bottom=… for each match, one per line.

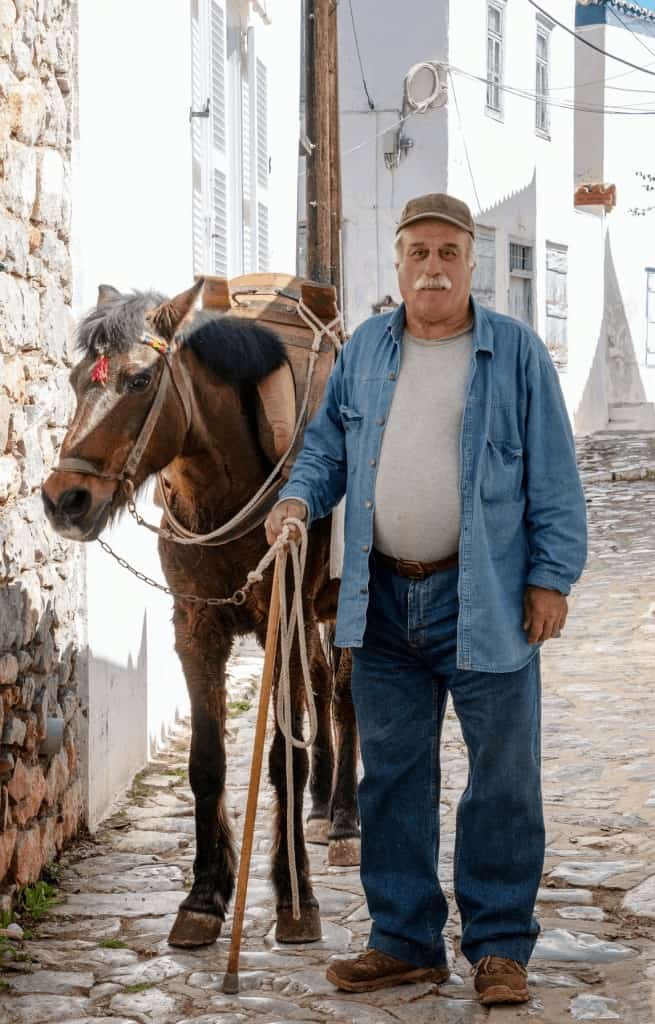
left=448, top=70, right=482, bottom=213
left=348, top=0, right=375, bottom=110
left=608, top=4, right=655, bottom=60
left=448, top=63, right=655, bottom=113
left=527, top=0, right=655, bottom=77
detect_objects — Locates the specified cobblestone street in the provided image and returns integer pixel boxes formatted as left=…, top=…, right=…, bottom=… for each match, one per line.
left=1, top=434, right=654, bottom=1024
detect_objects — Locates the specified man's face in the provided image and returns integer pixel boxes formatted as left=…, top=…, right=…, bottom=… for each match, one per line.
left=395, top=220, right=474, bottom=325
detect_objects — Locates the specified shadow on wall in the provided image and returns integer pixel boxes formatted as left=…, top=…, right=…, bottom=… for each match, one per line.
left=0, top=577, right=84, bottom=892
left=576, top=233, right=651, bottom=434
left=81, top=613, right=149, bottom=832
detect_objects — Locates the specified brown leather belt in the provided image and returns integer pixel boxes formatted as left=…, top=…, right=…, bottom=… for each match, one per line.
left=373, top=549, right=459, bottom=580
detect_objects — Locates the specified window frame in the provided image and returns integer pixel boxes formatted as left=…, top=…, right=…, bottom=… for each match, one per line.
left=486, top=1, right=505, bottom=119
left=535, top=22, right=551, bottom=139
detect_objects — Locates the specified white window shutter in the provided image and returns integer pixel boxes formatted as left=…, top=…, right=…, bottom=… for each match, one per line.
left=255, top=55, right=269, bottom=271
left=209, top=0, right=229, bottom=275
left=256, top=57, right=268, bottom=188
left=472, top=228, right=496, bottom=309
left=213, top=169, right=228, bottom=275
left=241, top=69, right=253, bottom=272
left=257, top=202, right=270, bottom=272
left=190, top=0, right=209, bottom=275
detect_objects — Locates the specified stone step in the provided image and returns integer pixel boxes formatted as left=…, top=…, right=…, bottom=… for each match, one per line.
left=608, top=402, right=655, bottom=431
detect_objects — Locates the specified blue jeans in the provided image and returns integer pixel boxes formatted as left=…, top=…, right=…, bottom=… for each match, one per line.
left=351, top=554, right=545, bottom=967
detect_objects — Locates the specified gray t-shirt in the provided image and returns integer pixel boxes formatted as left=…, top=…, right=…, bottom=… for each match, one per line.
left=374, top=327, right=472, bottom=562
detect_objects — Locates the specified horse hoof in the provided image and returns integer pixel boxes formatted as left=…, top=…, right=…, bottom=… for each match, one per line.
left=168, top=909, right=222, bottom=948
left=275, top=903, right=322, bottom=944
left=328, top=837, right=361, bottom=867
left=305, top=817, right=330, bottom=845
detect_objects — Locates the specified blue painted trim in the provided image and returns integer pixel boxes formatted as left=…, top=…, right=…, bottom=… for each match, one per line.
left=576, top=1, right=655, bottom=27
left=576, top=5, right=608, bottom=26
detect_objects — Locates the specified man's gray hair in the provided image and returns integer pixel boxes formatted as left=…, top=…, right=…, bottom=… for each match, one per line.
left=393, top=228, right=477, bottom=269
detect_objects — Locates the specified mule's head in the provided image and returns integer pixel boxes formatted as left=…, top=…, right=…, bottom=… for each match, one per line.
left=42, top=280, right=203, bottom=541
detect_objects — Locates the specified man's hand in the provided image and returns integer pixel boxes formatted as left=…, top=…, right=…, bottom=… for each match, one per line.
left=265, top=500, right=307, bottom=547
left=523, top=586, right=568, bottom=645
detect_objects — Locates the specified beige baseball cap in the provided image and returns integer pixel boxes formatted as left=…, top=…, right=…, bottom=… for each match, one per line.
left=396, top=193, right=475, bottom=238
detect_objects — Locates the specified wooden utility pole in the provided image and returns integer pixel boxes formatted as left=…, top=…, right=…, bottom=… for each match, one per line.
left=328, top=0, right=342, bottom=305
left=305, top=0, right=341, bottom=292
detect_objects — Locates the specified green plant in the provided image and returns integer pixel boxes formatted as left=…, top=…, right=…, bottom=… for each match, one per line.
left=125, top=981, right=154, bottom=992
left=0, top=910, right=12, bottom=928
left=228, top=699, right=252, bottom=716
left=18, top=880, right=61, bottom=920
left=98, top=938, right=128, bottom=949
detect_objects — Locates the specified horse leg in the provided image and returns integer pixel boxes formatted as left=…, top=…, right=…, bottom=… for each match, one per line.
left=259, top=621, right=322, bottom=944
left=304, top=633, right=334, bottom=847
left=328, top=645, right=361, bottom=867
left=169, top=632, right=235, bottom=948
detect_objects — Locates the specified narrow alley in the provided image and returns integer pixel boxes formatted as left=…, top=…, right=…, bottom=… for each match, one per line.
left=1, top=434, right=654, bottom=1024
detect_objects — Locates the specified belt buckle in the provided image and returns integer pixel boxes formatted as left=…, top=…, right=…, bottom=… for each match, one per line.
left=398, top=558, right=426, bottom=579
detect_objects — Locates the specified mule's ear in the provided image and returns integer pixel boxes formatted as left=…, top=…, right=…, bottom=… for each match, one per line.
left=97, top=284, right=121, bottom=307
left=146, top=278, right=205, bottom=340
left=255, top=362, right=297, bottom=470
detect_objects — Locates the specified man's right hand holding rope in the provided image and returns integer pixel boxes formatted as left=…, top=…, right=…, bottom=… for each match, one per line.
left=265, top=499, right=308, bottom=546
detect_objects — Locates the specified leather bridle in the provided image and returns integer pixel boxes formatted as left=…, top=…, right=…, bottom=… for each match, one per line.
left=55, top=331, right=192, bottom=496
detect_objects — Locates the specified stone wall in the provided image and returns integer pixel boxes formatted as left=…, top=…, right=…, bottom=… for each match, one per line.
left=0, top=0, right=84, bottom=898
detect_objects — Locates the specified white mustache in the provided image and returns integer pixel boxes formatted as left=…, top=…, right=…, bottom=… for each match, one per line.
left=415, top=274, right=453, bottom=291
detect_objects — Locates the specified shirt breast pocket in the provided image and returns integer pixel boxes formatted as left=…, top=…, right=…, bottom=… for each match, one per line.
left=480, top=440, right=524, bottom=503
left=339, top=404, right=363, bottom=471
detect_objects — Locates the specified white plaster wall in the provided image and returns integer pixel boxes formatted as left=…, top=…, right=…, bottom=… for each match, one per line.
left=73, top=0, right=302, bottom=826
left=601, top=15, right=655, bottom=407
left=74, top=0, right=195, bottom=827
left=575, top=11, right=655, bottom=418
left=337, top=0, right=449, bottom=330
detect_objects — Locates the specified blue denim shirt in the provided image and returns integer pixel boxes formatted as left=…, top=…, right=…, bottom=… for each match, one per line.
left=280, top=300, right=587, bottom=672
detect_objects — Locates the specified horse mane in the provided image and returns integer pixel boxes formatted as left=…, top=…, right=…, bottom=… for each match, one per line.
left=76, top=290, right=286, bottom=383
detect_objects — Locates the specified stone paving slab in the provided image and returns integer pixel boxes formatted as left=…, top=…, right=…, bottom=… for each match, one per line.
left=1, top=435, right=655, bottom=1022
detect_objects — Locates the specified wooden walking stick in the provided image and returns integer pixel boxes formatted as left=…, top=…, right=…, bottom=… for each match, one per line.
left=223, top=557, right=282, bottom=995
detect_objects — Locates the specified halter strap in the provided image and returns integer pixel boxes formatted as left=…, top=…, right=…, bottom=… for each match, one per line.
left=55, top=333, right=191, bottom=486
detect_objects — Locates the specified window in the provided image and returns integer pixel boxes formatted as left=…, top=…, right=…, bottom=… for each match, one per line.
left=508, top=242, right=533, bottom=326
left=536, top=26, right=550, bottom=136
left=472, top=227, right=496, bottom=309
left=509, top=243, right=533, bottom=274
left=487, top=3, right=504, bottom=115
left=546, top=244, right=568, bottom=371
left=647, top=268, right=655, bottom=366
left=189, top=0, right=270, bottom=277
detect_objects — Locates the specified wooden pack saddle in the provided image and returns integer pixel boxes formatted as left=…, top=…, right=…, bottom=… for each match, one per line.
left=200, top=273, right=342, bottom=476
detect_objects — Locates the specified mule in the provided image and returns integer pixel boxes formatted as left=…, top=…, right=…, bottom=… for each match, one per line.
left=42, top=281, right=359, bottom=948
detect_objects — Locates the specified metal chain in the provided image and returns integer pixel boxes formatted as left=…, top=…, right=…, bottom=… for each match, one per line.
left=98, top=539, right=248, bottom=606
left=97, top=518, right=301, bottom=608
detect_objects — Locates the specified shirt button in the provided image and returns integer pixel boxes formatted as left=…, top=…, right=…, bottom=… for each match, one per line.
left=369, top=458, right=377, bottom=467
left=376, top=417, right=385, bottom=426
left=364, top=500, right=373, bottom=509
left=388, top=372, right=396, bottom=380
left=361, top=544, right=370, bottom=553
left=360, top=587, right=368, bottom=595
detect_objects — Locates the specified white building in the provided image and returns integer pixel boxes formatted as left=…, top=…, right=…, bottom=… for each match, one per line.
left=336, top=0, right=655, bottom=434
left=73, top=0, right=300, bottom=825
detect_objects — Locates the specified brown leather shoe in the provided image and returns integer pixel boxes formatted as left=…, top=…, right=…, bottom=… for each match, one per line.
left=472, top=956, right=529, bottom=1005
left=326, top=948, right=450, bottom=993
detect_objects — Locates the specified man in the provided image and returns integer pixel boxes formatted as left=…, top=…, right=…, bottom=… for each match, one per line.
left=265, top=194, right=587, bottom=1006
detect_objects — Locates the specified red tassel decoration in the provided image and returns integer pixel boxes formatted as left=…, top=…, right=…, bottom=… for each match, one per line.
left=91, top=355, right=110, bottom=386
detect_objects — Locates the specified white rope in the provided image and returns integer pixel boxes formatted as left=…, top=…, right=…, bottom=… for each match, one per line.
left=236, top=515, right=317, bottom=921
left=296, top=299, right=344, bottom=353
left=274, top=517, right=317, bottom=920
